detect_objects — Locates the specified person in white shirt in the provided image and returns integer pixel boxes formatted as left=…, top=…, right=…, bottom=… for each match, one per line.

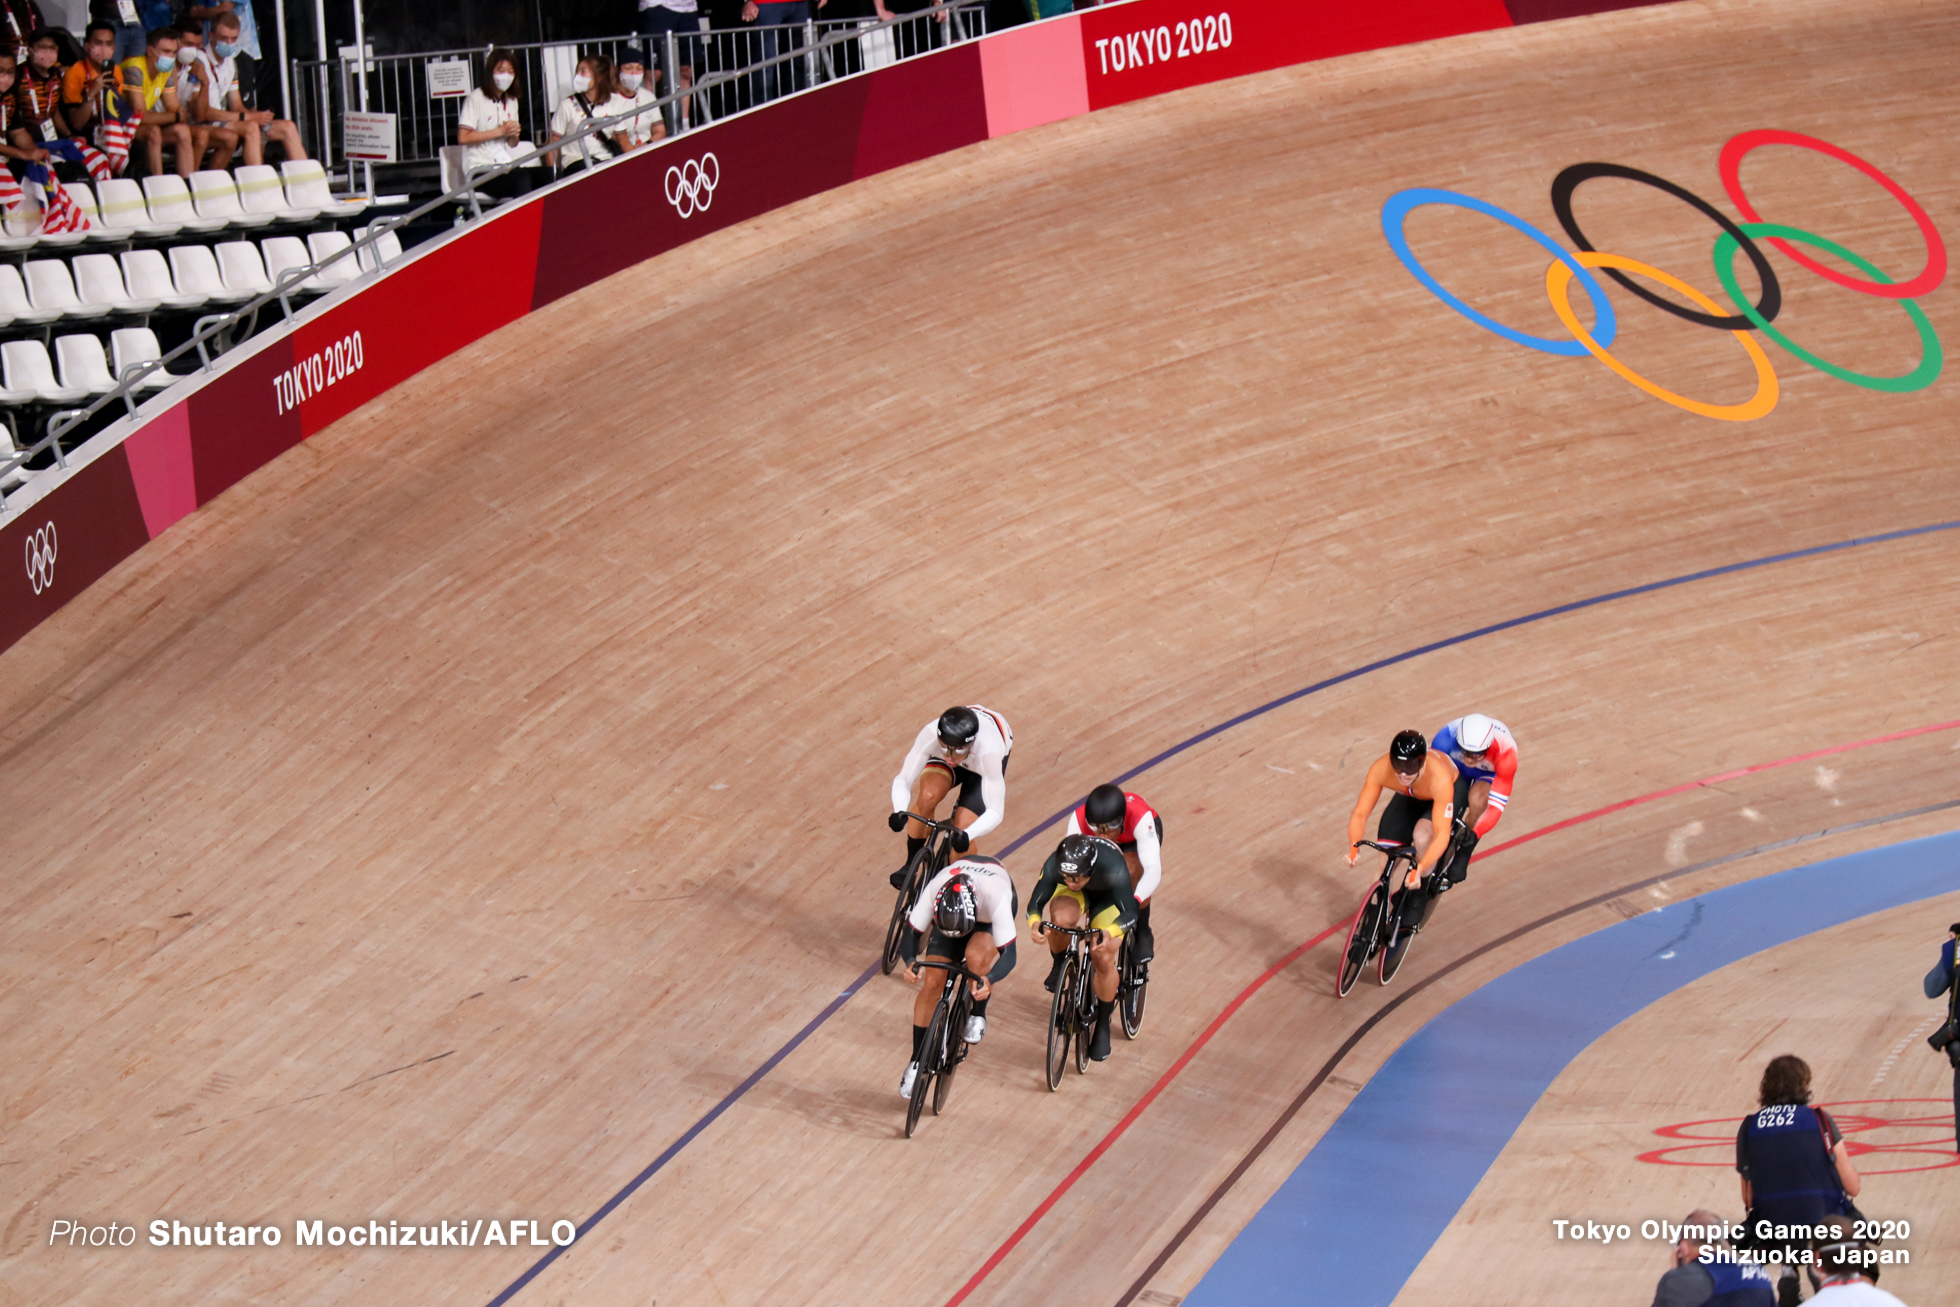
left=896, top=857, right=1017, bottom=1095
left=455, top=49, right=538, bottom=201
left=546, top=55, right=629, bottom=175
left=886, top=705, right=1012, bottom=886
left=612, top=44, right=663, bottom=149
left=191, top=9, right=305, bottom=169
left=1808, top=1219, right=1908, bottom=1305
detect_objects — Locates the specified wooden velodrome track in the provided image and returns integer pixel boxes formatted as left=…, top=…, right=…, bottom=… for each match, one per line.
left=3, top=0, right=1957, bottom=1301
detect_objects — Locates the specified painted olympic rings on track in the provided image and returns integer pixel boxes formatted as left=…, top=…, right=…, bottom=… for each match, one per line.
left=1547, top=253, right=1778, bottom=422
left=1714, top=223, right=1943, bottom=393
left=1720, top=129, right=1947, bottom=300
left=1551, top=161, right=1781, bottom=331
left=1381, top=188, right=1616, bottom=357
left=1383, top=130, right=1947, bottom=421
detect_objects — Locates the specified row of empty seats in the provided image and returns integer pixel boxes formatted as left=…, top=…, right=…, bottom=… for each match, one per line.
left=0, top=226, right=405, bottom=325
left=0, top=162, right=371, bottom=250
left=0, top=329, right=174, bottom=406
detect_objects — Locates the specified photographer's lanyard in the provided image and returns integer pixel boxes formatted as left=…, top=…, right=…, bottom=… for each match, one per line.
left=25, top=74, right=56, bottom=141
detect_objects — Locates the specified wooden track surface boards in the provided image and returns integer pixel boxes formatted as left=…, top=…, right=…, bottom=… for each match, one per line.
left=1, top=0, right=1956, bottom=1302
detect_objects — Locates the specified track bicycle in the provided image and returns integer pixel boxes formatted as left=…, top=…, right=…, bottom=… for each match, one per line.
left=905, top=956, right=984, bottom=1137
left=1042, top=924, right=1107, bottom=1089
left=1337, top=839, right=1421, bottom=996
left=882, top=812, right=962, bottom=975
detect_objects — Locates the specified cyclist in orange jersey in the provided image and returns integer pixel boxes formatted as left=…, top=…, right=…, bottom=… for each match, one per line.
left=1345, top=728, right=1460, bottom=946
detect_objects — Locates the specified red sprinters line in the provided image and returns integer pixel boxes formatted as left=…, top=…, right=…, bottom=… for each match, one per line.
left=938, top=922, right=1343, bottom=1307
left=940, top=717, right=1960, bottom=1307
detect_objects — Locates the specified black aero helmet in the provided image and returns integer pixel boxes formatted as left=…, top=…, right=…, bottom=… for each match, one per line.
left=937, top=706, right=980, bottom=750
left=1389, top=729, right=1427, bottom=771
left=1084, top=784, right=1127, bottom=829
left=934, top=873, right=978, bottom=937
left=1056, top=833, right=1097, bottom=878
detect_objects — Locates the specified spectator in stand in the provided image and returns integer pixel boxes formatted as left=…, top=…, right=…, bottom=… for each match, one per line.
left=546, top=54, right=628, bottom=177
left=0, top=50, right=54, bottom=176
left=879, top=0, right=945, bottom=60
left=742, top=0, right=812, bottom=104
left=13, top=27, right=115, bottom=182
left=180, top=0, right=259, bottom=109
left=61, top=21, right=128, bottom=139
left=638, top=0, right=699, bottom=132
left=613, top=45, right=664, bottom=149
left=1650, top=1210, right=1775, bottom=1307
left=121, top=26, right=194, bottom=177
left=455, top=49, right=538, bottom=202
left=171, top=21, right=215, bottom=169
left=89, top=0, right=149, bottom=66
left=188, top=9, right=302, bottom=168
left=0, top=0, right=47, bottom=54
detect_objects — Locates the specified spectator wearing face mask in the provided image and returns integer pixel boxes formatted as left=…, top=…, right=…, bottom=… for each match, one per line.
left=181, top=0, right=260, bottom=107
left=88, top=0, right=150, bottom=66
left=61, top=21, right=128, bottom=140
left=456, top=49, right=538, bottom=201
left=0, top=51, right=55, bottom=177
left=14, top=26, right=117, bottom=182
left=613, top=44, right=663, bottom=149
left=188, top=8, right=303, bottom=168
left=547, top=55, right=630, bottom=176
left=120, top=24, right=194, bottom=177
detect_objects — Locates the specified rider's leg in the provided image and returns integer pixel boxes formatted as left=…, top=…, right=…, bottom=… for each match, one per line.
left=1088, top=927, right=1121, bottom=1002
left=1043, top=893, right=1081, bottom=988
left=893, top=768, right=955, bottom=887
left=961, top=933, right=1001, bottom=1040
left=912, top=960, right=948, bottom=1029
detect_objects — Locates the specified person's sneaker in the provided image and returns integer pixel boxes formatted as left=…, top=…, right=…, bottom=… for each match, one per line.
left=1089, top=1013, right=1112, bottom=1062
left=898, top=1061, right=919, bottom=1098
left=889, top=867, right=908, bottom=890
left=963, top=1015, right=985, bottom=1044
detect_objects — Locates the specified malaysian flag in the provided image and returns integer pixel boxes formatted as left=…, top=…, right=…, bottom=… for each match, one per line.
left=49, top=138, right=115, bottom=183
left=0, top=167, right=21, bottom=214
left=25, top=164, right=88, bottom=234
left=95, top=95, right=139, bottom=177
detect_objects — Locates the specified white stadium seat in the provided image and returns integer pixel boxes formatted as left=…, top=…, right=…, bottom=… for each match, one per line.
left=141, top=175, right=229, bottom=234
left=111, top=328, right=174, bottom=391
left=2, top=339, right=89, bottom=404
left=283, top=160, right=368, bottom=219
left=171, top=245, right=251, bottom=304
left=0, top=264, right=58, bottom=323
left=215, top=241, right=273, bottom=297
left=235, top=165, right=315, bottom=222
left=260, top=236, right=323, bottom=295
left=74, top=253, right=162, bottom=315
left=190, top=170, right=272, bottom=228
left=55, top=334, right=117, bottom=395
left=95, top=178, right=182, bottom=239
left=305, top=230, right=360, bottom=288
left=25, top=260, right=106, bottom=319
left=356, top=222, right=404, bottom=273
left=121, top=249, right=207, bottom=310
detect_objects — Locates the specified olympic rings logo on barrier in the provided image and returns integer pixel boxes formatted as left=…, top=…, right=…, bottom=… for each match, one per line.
left=1382, top=130, right=1948, bottom=421
left=665, top=152, right=720, bottom=220
left=25, top=520, right=56, bottom=594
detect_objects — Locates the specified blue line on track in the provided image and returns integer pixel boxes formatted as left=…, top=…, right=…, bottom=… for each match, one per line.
left=1183, top=827, right=1960, bottom=1306
left=484, top=516, right=1960, bottom=1305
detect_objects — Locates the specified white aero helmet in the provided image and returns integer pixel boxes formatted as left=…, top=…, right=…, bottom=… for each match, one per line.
left=1456, top=713, right=1499, bottom=754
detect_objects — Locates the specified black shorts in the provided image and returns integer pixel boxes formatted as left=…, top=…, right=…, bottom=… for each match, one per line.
left=925, top=754, right=1009, bottom=819
left=1378, top=771, right=1471, bottom=846
left=1118, top=813, right=1165, bottom=852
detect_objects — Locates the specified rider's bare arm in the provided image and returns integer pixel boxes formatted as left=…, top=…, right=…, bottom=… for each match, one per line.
left=1346, top=760, right=1388, bottom=862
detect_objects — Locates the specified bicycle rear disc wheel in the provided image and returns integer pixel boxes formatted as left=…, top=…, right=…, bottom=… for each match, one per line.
left=906, top=1002, right=947, bottom=1137
left=1337, top=884, right=1387, bottom=998
left=1045, top=956, right=1075, bottom=1090
left=1120, top=940, right=1146, bottom=1039
left=880, top=847, right=927, bottom=975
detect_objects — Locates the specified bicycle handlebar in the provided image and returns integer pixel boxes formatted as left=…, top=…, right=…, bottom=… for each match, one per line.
left=1353, top=840, right=1415, bottom=856
left=910, top=959, right=988, bottom=985
left=900, top=812, right=963, bottom=834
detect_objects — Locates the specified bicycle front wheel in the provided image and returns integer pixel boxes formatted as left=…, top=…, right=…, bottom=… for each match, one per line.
left=881, top=846, right=927, bottom=975
left=1045, top=954, right=1076, bottom=1091
left=933, top=991, right=966, bottom=1115
left=1379, top=892, right=1414, bottom=985
left=1072, top=965, right=1092, bottom=1075
left=1119, top=938, right=1146, bottom=1039
left=1337, top=882, right=1388, bottom=998
left=906, top=1000, right=948, bottom=1137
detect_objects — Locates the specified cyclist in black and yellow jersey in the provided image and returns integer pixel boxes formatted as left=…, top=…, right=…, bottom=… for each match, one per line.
left=1028, top=833, right=1138, bottom=1063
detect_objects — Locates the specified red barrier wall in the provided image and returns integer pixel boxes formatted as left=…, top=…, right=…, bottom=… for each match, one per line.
left=0, top=0, right=1682, bottom=660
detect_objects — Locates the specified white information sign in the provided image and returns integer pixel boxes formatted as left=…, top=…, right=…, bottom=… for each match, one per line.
left=343, top=112, right=398, bottom=163
left=426, top=60, right=473, bottom=99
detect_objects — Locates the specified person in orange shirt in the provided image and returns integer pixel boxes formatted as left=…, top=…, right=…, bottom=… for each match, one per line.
left=1345, top=728, right=1461, bottom=956
left=61, top=21, right=129, bottom=140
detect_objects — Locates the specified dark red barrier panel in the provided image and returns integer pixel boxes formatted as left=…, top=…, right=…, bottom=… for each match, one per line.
left=186, top=335, right=300, bottom=505
left=1078, top=0, right=1513, bottom=111
left=531, top=77, right=872, bottom=310
left=854, top=41, right=988, bottom=179
left=1505, top=0, right=1680, bottom=22
left=292, top=202, right=545, bottom=438
left=0, top=448, right=152, bottom=655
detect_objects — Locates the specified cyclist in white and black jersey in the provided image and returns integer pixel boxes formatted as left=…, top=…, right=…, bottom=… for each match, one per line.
left=886, top=705, right=1014, bottom=887
left=898, top=857, right=1019, bottom=1097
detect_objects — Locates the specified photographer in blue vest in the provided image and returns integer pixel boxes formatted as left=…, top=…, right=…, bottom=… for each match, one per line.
left=1925, top=923, right=1960, bottom=1154
left=1735, top=1054, right=1862, bottom=1307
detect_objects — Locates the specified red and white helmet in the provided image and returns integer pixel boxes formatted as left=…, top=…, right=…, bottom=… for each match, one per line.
left=1457, top=713, right=1498, bottom=754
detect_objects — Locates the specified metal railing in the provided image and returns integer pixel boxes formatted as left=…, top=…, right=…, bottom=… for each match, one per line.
left=0, top=3, right=991, bottom=510
left=291, top=6, right=992, bottom=181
